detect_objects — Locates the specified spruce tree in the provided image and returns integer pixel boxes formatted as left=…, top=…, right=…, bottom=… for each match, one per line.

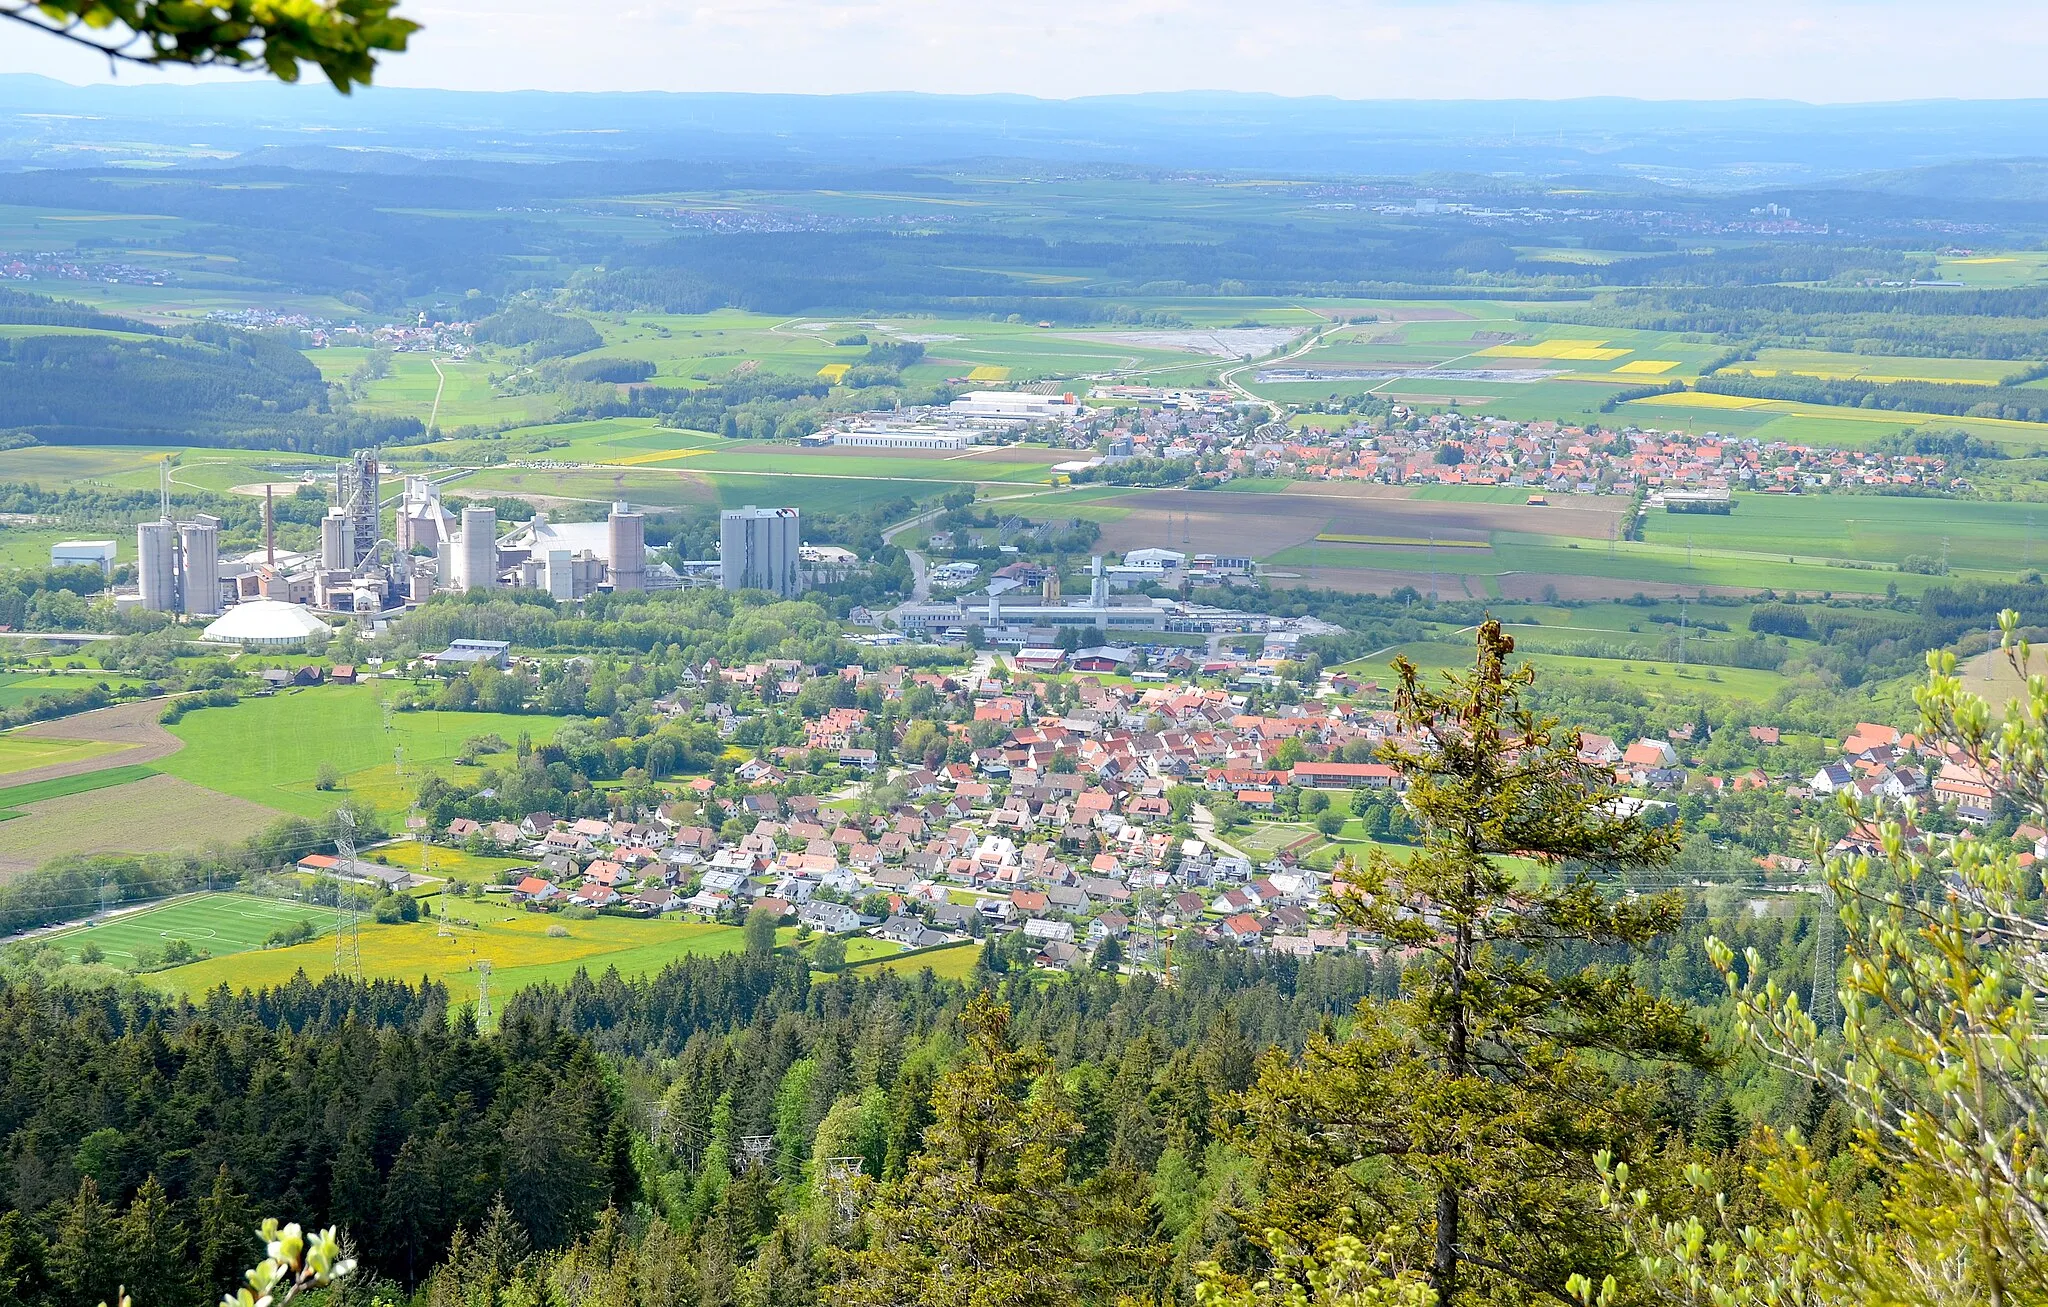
left=1234, top=620, right=1713, bottom=1304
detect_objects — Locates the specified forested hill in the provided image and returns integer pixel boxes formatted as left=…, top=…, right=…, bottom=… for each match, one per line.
left=0, top=289, right=422, bottom=452
left=0, top=286, right=158, bottom=334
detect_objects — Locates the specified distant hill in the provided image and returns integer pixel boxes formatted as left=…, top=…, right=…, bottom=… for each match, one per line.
left=13, top=77, right=2048, bottom=181
left=1833, top=158, right=2048, bottom=202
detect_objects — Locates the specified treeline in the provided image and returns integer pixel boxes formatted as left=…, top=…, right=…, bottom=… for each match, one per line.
left=563, top=225, right=1731, bottom=315
left=0, top=287, right=159, bottom=335
left=0, top=978, right=630, bottom=1303
left=1532, top=286, right=2048, bottom=359
left=1741, top=580, right=2048, bottom=685
left=393, top=588, right=858, bottom=663
left=1696, top=372, right=2048, bottom=422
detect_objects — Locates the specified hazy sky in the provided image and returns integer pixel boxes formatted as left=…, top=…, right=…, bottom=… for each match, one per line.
left=7, top=0, right=2046, bottom=101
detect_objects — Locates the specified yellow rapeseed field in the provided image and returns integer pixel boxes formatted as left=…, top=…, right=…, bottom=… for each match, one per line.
left=1477, top=340, right=1631, bottom=362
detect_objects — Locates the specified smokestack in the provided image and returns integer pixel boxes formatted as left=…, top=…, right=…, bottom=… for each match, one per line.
left=264, top=484, right=275, bottom=565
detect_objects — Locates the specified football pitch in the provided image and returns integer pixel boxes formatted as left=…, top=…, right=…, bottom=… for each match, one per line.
left=51, top=892, right=341, bottom=965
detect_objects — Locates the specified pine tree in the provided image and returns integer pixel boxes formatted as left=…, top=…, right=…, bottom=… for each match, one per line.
left=841, top=993, right=1103, bottom=1307
left=1236, top=620, right=1714, bottom=1305
left=117, top=1175, right=192, bottom=1307
left=195, top=1164, right=254, bottom=1300
left=47, top=1176, right=120, bottom=1307
left=383, top=1135, right=444, bottom=1285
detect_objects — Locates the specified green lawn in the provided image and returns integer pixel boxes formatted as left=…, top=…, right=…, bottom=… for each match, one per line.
left=157, top=683, right=579, bottom=819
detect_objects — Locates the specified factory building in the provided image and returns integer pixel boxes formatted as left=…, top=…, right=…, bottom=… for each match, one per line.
left=493, top=501, right=651, bottom=599
left=320, top=509, right=351, bottom=571
left=395, top=477, right=456, bottom=555
left=607, top=502, right=646, bottom=592
left=51, top=540, right=116, bottom=573
left=720, top=506, right=802, bottom=598
left=829, top=429, right=979, bottom=450
left=946, top=390, right=1083, bottom=422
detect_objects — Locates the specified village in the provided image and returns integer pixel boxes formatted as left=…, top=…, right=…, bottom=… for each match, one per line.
left=306, top=645, right=2027, bottom=977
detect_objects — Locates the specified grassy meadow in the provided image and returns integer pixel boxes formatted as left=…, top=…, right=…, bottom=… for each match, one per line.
left=157, top=683, right=576, bottom=820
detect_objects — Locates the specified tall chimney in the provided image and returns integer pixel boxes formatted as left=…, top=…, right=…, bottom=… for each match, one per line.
left=264, top=484, right=276, bottom=565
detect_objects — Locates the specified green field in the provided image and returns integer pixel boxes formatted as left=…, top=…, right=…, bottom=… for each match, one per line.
left=1372, top=639, right=1791, bottom=701
left=850, top=941, right=981, bottom=981
left=0, top=763, right=159, bottom=814
left=0, top=733, right=128, bottom=777
left=47, top=892, right=341, bottom=967
left=1639, top=492, right=2048, bottom=574
left=157, top=684, right=578, bottom=819
left=154, top=893, right=751, bottom=1002
left=386, top=842, right=535, bottom=885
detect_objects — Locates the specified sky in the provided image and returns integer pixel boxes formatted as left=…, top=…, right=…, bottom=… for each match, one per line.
left=5, top=0, right=2047, bottom=102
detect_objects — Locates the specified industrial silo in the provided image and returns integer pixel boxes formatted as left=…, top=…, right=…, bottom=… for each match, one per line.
left=178, top=514, right=221, bottom=616
left=608, top=500, right=646, bottom=592
left=137, top=520, right=178, bottom=612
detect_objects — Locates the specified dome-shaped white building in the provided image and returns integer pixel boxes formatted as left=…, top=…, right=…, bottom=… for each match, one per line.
left=200, top=599, right=331, bottom=648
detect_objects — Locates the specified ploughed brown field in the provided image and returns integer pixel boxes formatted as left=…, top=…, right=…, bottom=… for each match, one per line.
left=1085, top=483, right=1624, bottom=560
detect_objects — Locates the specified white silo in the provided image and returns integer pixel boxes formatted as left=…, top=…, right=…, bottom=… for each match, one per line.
left=607, top=500, right=646, bottom=592
left=137, top=520, right=178, bottom=612
left=320, top=509, right=351, bottom=571
left=178, top=514, right=221, bottom=616
left=459, top=506, right=499, bottom=591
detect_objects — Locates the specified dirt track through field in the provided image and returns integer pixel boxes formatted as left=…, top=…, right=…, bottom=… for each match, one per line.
left=3, top=699, right=186, bottom=789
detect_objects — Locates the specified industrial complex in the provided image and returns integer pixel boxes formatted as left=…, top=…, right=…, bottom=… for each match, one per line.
left=96, top=456, right=831, bottom=646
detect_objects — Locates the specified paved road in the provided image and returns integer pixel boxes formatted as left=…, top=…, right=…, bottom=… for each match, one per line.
left=881, top=505, right=948, bottom=612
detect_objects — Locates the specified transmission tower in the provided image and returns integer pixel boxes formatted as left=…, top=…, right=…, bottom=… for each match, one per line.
left=334, top=809, right=362, bottom=980
left=819, top=1156, right=866, bottom=1226
left=740, top=1136, right=775, bottom=1170
left=1809, top=883, right=1838, bottom=1034
left=476, top=959, right=492, bottom=1025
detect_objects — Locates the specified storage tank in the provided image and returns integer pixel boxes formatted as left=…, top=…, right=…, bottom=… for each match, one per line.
left=136, top=520, right=178, bottom=612
left=459, top=506, right=498, bottom=591
left=178, top=514, right=220, bottom=616
left=607, top=500, right=646, bottom=592
left=320, top=509, right=350, bottom=571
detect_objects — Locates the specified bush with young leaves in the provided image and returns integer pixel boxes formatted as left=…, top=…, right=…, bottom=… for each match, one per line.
left=1597, top=610, right=2048, bottom=1307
